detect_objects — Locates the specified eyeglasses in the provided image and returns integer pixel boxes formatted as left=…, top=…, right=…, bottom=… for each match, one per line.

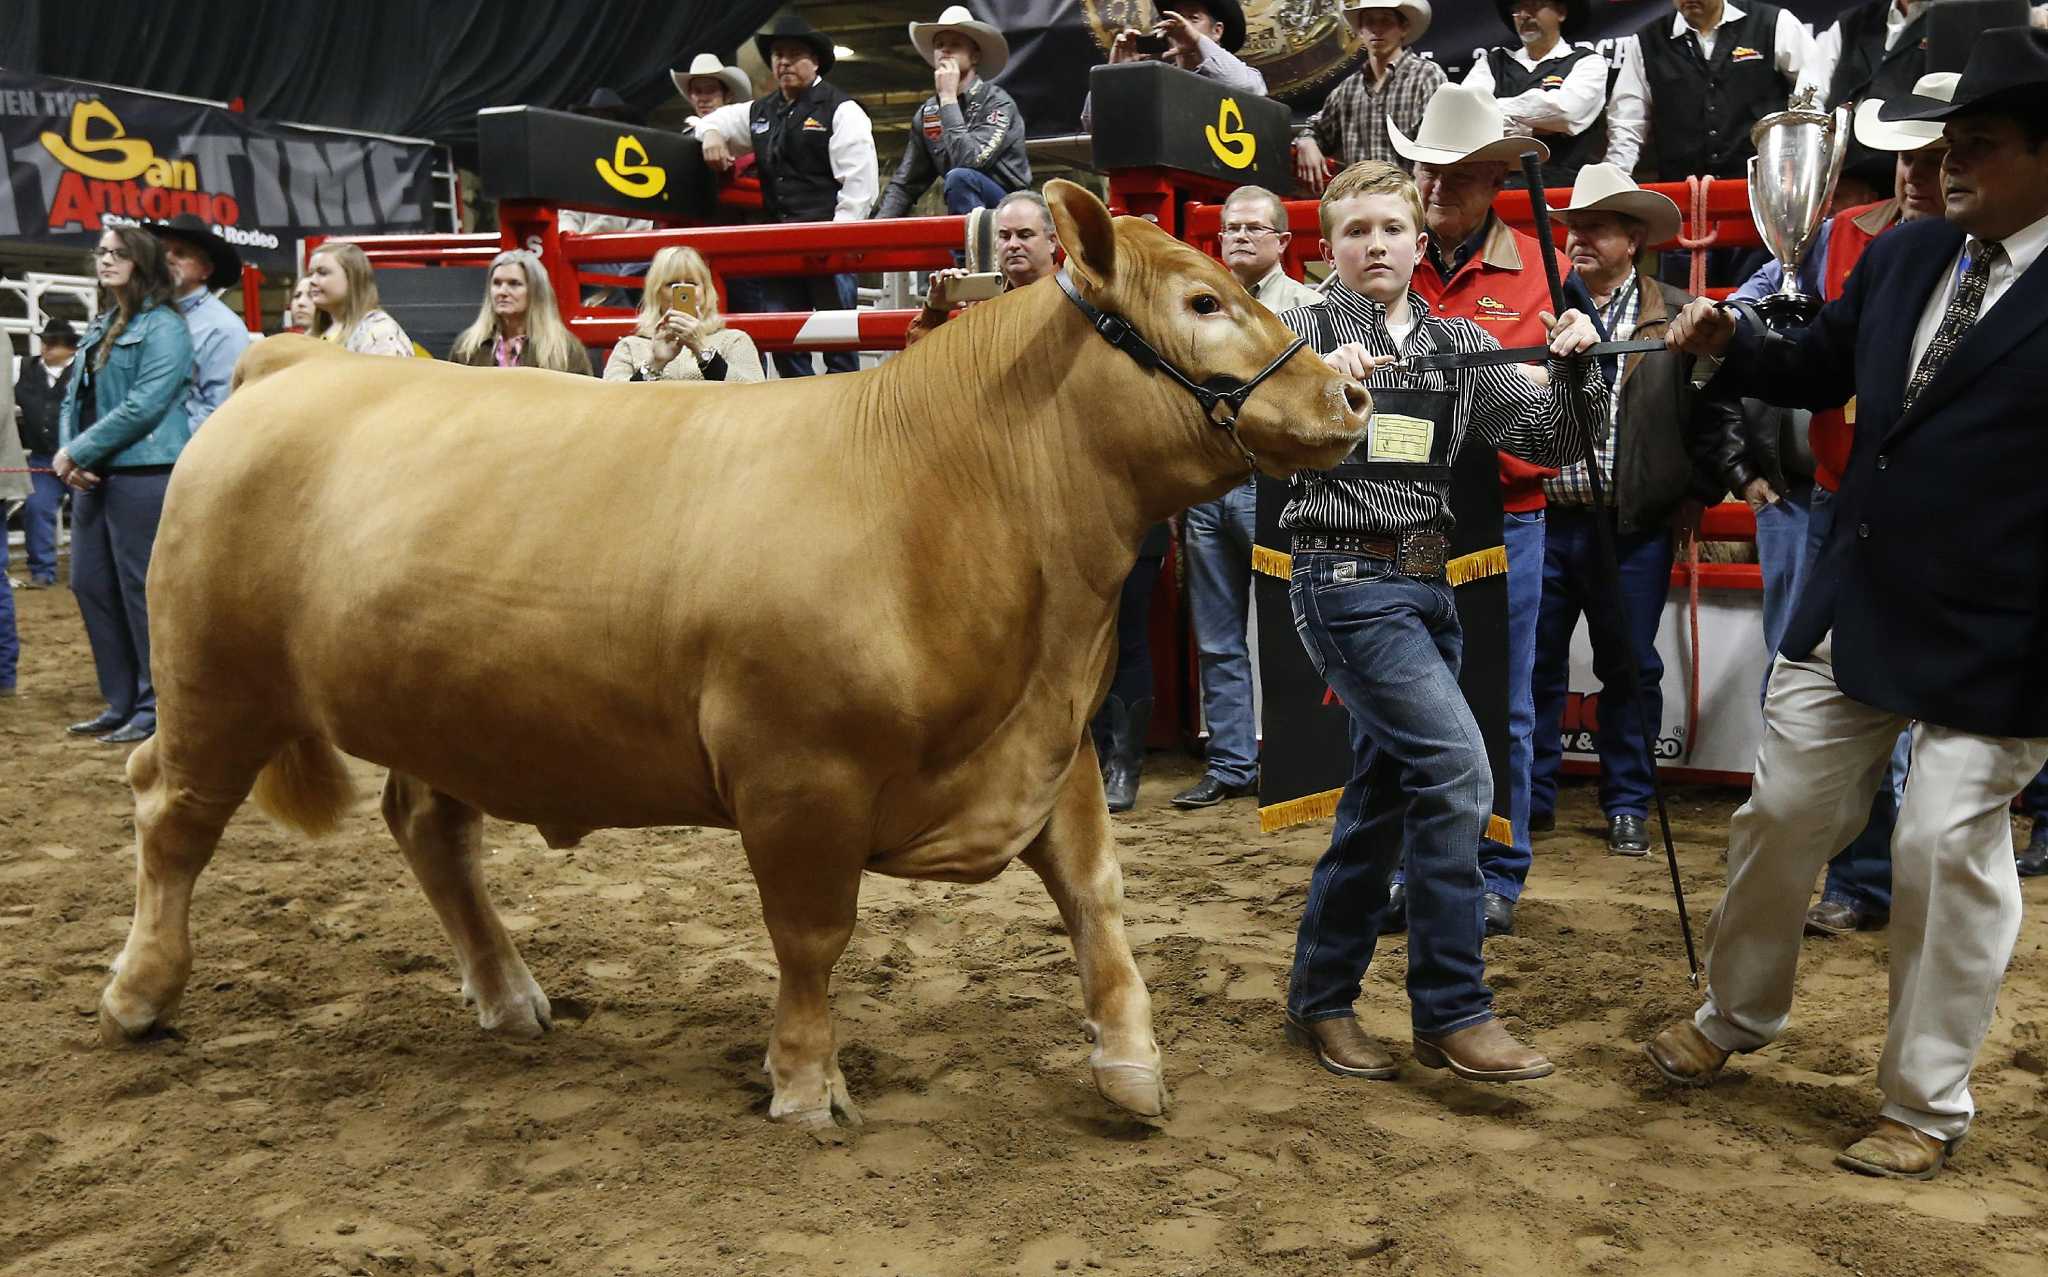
left=1220, top=223, right=1280, bottom=240
left=90, top=246, right=132, bottom=262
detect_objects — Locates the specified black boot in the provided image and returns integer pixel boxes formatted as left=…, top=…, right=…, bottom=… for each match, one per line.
left=1104, top=696, right=1151, bottom=813
left=1090, top=701, right=1116, bottom=782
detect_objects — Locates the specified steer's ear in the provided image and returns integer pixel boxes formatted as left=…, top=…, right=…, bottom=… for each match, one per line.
left=1046, top=178, right=1116, bottom=292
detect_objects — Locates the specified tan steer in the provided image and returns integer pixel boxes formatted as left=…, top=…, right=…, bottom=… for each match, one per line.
left=97, top=181, right=1369, bottom=1127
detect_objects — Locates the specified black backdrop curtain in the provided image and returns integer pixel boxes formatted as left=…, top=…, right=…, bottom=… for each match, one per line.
left=0, top=0, right=783, bottom=155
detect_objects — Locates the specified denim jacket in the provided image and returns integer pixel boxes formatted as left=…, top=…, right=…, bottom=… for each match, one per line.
left=58, top=301, right=195, bottom=472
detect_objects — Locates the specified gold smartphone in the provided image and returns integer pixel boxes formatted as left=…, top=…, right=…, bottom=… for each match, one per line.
left=663, top=282, right=700, bottom=312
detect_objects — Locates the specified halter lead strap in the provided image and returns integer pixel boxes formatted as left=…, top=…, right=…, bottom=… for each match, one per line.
left=1055, top=268, right=1310, bottom=476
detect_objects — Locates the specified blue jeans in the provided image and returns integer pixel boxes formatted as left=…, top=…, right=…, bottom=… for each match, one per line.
left=23, top=453, right=61, bottom=583
left=0, top=517, right=17, bottom=689
left=1805, top=484, right=1906, bottom=912
left=1472, top=509, right=1545, bottom=898
left=942, top=167, right=1009, bottom=214
left=1183, top=481, right=1257, bottom=787
left=1530, top=507, right=1673, bottom=823
left=755, top=273, right=860, bottom=378
left=70, top=470, right=170, bottom=727
left=1753, top=480, right=1813, bottom=700
left=2023, top=762, right=2048, bottom=816
left=1286, top=553, right=1495, bottom=1035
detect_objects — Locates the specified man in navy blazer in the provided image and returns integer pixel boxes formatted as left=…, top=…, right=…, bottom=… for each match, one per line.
left=1645, top=27, right=2048, bottom=1181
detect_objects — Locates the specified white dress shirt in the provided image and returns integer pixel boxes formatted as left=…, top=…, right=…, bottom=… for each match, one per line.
left=1907, top=209, right=2048, bottom=373
left=1460, top=41, right=1609, bottom=136
left=1798, top=0, right=1925, bottom=102
left=693, top=93, right=879, bottom=222
left=1605, top=3, right=1814, bottom=174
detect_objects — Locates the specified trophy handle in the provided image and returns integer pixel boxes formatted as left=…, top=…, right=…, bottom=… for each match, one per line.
left=1822, top=104, right=1852, bottom=205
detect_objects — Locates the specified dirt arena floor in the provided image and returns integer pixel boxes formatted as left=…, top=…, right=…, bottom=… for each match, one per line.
left=4, top=579, right=2047, bottom=1277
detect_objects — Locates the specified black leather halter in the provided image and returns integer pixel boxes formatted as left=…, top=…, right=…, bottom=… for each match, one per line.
left=1056, top=268, right=1310, bottom=475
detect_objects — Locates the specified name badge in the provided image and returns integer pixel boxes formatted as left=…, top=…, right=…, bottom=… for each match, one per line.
left=1366, top=412, right=1435, bottom=465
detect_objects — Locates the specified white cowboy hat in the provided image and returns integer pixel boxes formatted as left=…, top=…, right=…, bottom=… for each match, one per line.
left=1854, top=71, right=1957, bottom=151
left=670, top=53, right=752, bottom=105
left=909, top=5, right=1010, bottom=78
left=1341, top=0, right=1432, bottom=46
left=1389, top=83, right=1548, bottom=165
left=1557, top=163, right=1683, bottom=244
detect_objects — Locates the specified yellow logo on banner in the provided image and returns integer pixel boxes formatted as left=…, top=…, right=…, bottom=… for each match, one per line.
left=40, top=99, right=195, bottom=189
left=596, top=135, right=666, bottom=199
left=1205, top=98, right=1255, bottom=170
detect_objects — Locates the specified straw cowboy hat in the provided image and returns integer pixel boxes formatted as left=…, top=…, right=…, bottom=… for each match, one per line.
left=1556, top=163, right=1683, bottom=243
left=671, top=54, right=752, bottom=104
left=1854, top=72, right=1955, bottom=151
left=1389, top=83, right=1548, bottom=165
left=909, top=5, right=1010, bottom=78
left=1341, top=0, right=1432, bottom=46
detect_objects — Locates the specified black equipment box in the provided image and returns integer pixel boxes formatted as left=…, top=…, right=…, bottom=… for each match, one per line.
left=1087, top=61, right=1294, bottom=190
left=477, top=105, right=717, bottom=221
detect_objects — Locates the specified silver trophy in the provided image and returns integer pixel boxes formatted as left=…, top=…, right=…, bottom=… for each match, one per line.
left=1746, top=88, right=1852, bottom=327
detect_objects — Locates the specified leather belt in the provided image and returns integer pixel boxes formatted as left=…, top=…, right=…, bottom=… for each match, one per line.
left=1290, top=530, right=1450, bottom=576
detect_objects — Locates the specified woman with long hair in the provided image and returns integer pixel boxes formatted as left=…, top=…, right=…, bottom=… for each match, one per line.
left=305, top=241, right=415, bottom=356
left=49, top=224, right=196, bottom=744
left=285, top=275, right=316, bottom=332
left=448, top=250, right=592, bottom=374
left=601, top=247, right=763, bottom=383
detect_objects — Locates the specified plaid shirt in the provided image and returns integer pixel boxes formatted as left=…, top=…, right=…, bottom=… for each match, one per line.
left=1544, top=272, right=1639, bottom=506
left=1308, top=51, right=1446, bottom=173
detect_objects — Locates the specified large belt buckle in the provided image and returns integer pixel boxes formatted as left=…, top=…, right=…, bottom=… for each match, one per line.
left=1398, top=531, right=1449, bottom=576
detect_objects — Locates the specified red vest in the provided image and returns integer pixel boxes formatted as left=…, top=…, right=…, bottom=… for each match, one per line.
left=1413, top=217, right=1575, bottom=512
left=1810, top=199, right=1899, bottom=492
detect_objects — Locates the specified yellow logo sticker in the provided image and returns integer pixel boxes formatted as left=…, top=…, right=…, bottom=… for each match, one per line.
left=596, top=135, right=666, bottom=200
left=1205, top=98, right=1255, bottom=170
left=40, top=100, right=192, bottom=188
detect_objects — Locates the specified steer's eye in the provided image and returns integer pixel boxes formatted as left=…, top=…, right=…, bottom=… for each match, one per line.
left=1191, top=294, right=1222, bottom=316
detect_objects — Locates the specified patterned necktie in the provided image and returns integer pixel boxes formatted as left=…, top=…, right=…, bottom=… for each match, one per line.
left=1903, top=239, right=2004, bottom=411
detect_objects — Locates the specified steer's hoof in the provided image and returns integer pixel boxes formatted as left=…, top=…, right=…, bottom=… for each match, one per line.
left=97, top=991, right=162, bottom=1046
left=477, top=986, right=553, bottom=1039
left=1093, top=1059, right=1169, bottom=1118
left=770, top=1072, right=864, bottom=1138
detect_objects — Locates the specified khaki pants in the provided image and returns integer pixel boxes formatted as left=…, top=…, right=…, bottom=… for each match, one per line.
left=1693, top=634, right=2048, bottom=1141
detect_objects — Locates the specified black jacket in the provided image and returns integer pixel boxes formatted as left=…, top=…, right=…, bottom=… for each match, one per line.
left=1607, top=279, right=1742, bottom=534
left=14, top=354, right=73, bottom=456
left=1716, top=398, right=1813, bottom=498
left=875, top=79, right=1029, bottom=219
left=749, top=78, right=862, bottom=223
left=1711, top=216, right=2048, bottom=737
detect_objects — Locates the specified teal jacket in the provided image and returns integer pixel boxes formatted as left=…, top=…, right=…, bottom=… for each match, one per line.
left=58, top=302, right=195, bottom=472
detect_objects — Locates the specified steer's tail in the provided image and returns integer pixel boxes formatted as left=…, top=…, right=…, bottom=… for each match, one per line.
left=250, top=737, right=356, bottom=837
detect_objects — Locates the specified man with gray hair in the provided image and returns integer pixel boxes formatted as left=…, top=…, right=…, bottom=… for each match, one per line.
left=1172, top=185, right=1322, bottom=809
left=903, top=189, right=1059, bottom=346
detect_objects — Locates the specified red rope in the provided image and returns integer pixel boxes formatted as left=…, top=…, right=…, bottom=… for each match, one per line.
left=1676, top=176, right=1722, bottom=298
left=0, top=467, right=58, bottom=474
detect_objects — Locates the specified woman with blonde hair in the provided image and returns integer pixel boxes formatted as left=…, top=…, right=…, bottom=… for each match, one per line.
left=602, top=246, right=762, bottom=383
left=305, top=241, right=414, bottom=356
left=449, top=250, right=592, bottom=374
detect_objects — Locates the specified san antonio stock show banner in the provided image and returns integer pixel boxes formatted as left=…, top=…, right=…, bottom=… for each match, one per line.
left=0, top=70, right=441, bottom=277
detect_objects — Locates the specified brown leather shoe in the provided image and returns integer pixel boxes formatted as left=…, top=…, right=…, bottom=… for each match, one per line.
left=1835, top=1118, right=1958, bottom=1180
left=1644, top=1019, right=1731, bottom=1087
left=1412, top=1019, right=1553, bottom=1082
left=1804, top=897, right=1888, bottom=936
left=1285, top=1013, right=1400, bottom=1079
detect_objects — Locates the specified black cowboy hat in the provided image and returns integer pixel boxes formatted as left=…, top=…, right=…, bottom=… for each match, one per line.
left=568, top=87, right=637, bottom=122
left=1177, top=0, right=1248, bottom=54
left=753, top=13, right=837, bottom=76
left=145, top=213, right=241, bottom=290
left=37, top=317, right=79, bottom=349
left=1493, top=0, right=1591, bottom=39
left=1882, top=25, right=2048, bottom=120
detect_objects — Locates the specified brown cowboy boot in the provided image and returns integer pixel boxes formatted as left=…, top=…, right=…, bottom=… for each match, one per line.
left=1644, top=1019, right=1732, bottom=1087
left=1413, top=1019, right=1554, bottom=1082
left=1835, top=1118, right=1958, bottom=1180
left=1285, top=1013, right=1400, bottom=1080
